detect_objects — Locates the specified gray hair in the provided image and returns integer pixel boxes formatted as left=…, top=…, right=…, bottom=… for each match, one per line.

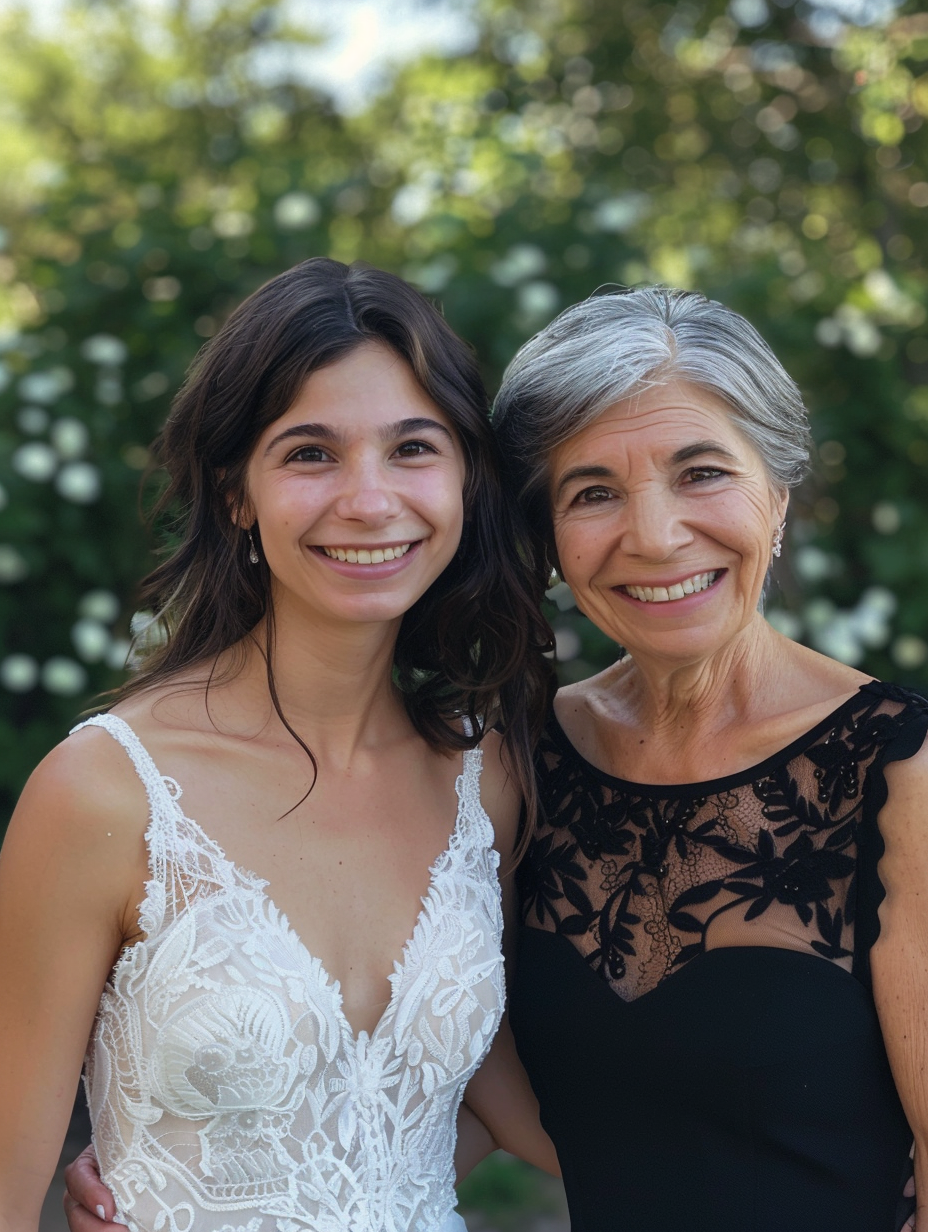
left=492, top=288, right=811, bottom=550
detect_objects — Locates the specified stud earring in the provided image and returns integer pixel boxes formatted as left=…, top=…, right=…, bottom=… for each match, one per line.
left=772, top=521, right=785, bottom=559
left=247, top=528, right=260, bottom=565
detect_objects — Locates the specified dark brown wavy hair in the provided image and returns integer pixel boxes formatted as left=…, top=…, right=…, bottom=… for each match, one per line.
left=111, top=257, right=554, bottom=828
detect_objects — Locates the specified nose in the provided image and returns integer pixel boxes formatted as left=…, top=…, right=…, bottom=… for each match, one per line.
left=333, top=455, right=402, bottom=525
left=618, top=487, right=693, bottom=561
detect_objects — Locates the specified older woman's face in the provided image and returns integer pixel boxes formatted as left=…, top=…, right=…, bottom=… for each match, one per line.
left=549, top=379, right=787, bottom=669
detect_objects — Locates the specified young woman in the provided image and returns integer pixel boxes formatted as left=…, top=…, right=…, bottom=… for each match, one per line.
left=0, top=258, right=557, bottom=1232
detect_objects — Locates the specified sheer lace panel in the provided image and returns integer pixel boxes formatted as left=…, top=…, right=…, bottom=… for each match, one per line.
left=73, top=714, right=504, bottom=1232
left=518, top=681, right=928, bottom=1003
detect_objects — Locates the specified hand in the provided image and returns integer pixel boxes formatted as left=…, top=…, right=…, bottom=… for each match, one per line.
left=62, top=1145, right=115, bottom=1229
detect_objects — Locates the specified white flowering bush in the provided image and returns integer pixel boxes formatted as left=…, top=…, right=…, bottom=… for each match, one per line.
left=2, top=0, right=928, bottom=828
left=0, top=0, right=347, bottom=821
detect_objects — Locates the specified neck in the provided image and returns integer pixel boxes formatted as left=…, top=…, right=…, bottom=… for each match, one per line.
left=217, top=599, right=408, bottom=765
left=621, top=614, right=782, bottom=737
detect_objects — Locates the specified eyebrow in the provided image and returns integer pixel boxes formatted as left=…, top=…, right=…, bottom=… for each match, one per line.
left=264, top=417, right=455, bottom=456
left=554, top=465, right=614, bottom=500
left=553, top=441, right=740, bottom=499
left=669, top=440, right=740, bottom=465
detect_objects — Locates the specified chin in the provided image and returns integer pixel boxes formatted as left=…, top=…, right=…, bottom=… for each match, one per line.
left=335, top=600, right=414, bottom=624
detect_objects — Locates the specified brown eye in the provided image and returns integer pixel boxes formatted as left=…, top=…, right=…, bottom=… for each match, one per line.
left=288, top=445, right=330, bottom=463
left=395, top=440, right=437, bottom=458
left=577, top=486, right=612, bottom=503
left=686, top=467, right=725, bottom=484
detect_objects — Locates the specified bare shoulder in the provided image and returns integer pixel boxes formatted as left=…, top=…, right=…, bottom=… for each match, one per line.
left=0, top=720, right=152, bottom=947
left=108, top=676, right=208, bottom=734
left=476, top=728, right=523, bottom=859
left=553, top=660, right=634, bottom=748
left=8, top=719, right=150, bottom=859
left=771, top=635, right=872, bottom=701
left=557, top=659, right=632, bottom=711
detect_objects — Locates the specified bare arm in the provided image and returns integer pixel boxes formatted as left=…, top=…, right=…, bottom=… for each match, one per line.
left=454, top=1101, right=497, bottom=1184
left=459, top=861, right=561, bottom=1178
left=463, top=1013, right=560, bottom=1177
left=463, top=734, right=560, bottom=1177
left=871, top=739, right=928, bottom=1231
left=0, top=730, right=147, bottom=1232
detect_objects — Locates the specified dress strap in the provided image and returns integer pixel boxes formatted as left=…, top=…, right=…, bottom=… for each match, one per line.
left=69, top=712, right=217, bottom=937
left=72, top=713, right=185, bottom=821
left=459, top=742, right=484, bottom=796
left=455, top=741, right=496, bottom=851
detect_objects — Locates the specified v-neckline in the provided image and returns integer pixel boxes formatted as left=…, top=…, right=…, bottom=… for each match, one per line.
left=101, top=713, right=471, bottom=1048
left=242, top=795, right=467, bottom=1047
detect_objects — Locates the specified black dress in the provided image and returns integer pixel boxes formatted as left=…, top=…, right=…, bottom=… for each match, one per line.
left=510, top=680, right=928, bottom=1232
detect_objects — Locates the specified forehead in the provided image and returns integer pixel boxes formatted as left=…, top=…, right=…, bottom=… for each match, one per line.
left=550, top=380, right=753, bottom=471
left=265, top=341, right=453, bottom=436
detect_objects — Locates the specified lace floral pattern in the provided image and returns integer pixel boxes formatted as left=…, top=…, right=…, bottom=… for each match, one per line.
left=519, top=681, right=928, bottom=1002
left=76, top=714, right=504, bottom=1232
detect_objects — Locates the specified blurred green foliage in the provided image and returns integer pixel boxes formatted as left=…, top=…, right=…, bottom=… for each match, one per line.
left=1, top=0, right=928, bottom=828
left=457, top=1153, right=565, bottom=1228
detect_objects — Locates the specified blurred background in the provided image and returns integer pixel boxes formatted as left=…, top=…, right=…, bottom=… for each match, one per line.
left=1, top=0, right=926, bottom=1226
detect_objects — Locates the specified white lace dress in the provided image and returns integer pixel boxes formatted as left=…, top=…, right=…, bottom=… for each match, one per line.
left=74, top=714, right=505, bottom=1232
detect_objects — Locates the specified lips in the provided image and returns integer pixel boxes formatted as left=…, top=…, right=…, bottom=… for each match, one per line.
left=317, top=543, right=413, bottom=565
left=618, top=570, right=721, bottom=603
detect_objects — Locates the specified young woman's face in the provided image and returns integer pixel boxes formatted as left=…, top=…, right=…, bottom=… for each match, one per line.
left=244, top=342, right=467, bottom=631
left=549, top=379, right=787, bottom=670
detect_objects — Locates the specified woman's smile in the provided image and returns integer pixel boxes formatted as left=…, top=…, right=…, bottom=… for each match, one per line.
left=614, top=568, right=725, bottom=605
left=311, top=539, right=422, bottom=578
left=317, top=542, right=414, bottom=564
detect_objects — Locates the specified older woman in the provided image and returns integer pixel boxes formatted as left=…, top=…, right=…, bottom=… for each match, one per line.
left=494, top=288, right=928, bottom=1232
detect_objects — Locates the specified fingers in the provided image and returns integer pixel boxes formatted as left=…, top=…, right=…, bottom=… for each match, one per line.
left=63, top=1191, right=113, bottom=1231
left=905, top=1177, right=916, bottom=1197
left=62, top=1144, right=116, bottom=1224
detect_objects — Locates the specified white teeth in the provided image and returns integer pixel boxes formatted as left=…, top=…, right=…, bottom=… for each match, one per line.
left=321, top=543, right=412, bottom=564
left=623, top=570, right=719, bottom=603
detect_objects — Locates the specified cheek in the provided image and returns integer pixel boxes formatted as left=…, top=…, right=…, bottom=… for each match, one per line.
left=694, top=485, right=774, bottom=540
left=421, top=469, right=465, bottom=526
left=553, top=519, right=611, bottom=584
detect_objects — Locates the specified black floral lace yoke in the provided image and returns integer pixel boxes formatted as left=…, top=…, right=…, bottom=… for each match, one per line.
left=519, top=680, right=928, bottom=1002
